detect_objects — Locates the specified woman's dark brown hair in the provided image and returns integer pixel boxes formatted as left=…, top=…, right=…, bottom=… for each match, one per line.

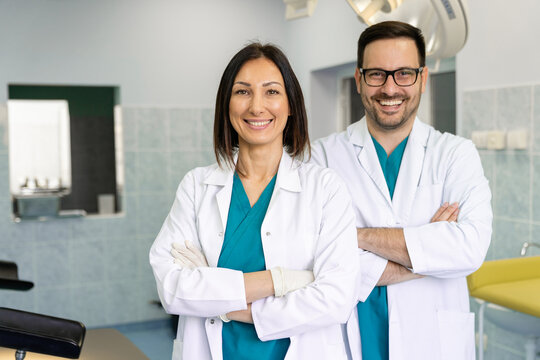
left=214, top=42, right=310, bottom=167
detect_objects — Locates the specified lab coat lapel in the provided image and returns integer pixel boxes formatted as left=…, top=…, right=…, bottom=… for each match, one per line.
left=350, top=119, right=392, bottom=207
left=263, top=151, right=302, bottom=266
left=204, top=162, right=234, bottom=266
left=392, top=119, right=430, bottom=225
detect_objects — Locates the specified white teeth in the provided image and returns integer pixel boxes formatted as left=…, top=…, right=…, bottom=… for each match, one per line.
left=379, top=99, right=403, bottom=106
left=247, top=120, right=271, bottom=127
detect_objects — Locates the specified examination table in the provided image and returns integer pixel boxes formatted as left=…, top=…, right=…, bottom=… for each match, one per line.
left=1, top=261, right=148, bottom=360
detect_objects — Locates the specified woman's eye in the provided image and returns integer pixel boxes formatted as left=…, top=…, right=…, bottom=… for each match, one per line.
left=234, top=89, right=248, bottom=95
left=267, top=89, right=279, bottom=95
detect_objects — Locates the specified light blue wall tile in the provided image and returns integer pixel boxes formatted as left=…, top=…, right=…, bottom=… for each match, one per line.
left=200, top=108, right=214, bottom=150
left=71, top=217, right=108, bottom=242
left=489, top=218, right=530, bottom=260
left=138, top=278, right=170, bottom=321
left=35, top=286, right=73, bottom=319
left=496, top=86, right=532, bottom=131
left=478, top=151, right=496, bottom=189
left=136, top=194, right=172, bottom=238
left=122, top=108, right=138, bottom=151
left=200, top=149, right=217, bottom=167
left=137, top=237, right=155, bottom=281
left=527, top=225, right=540, bottom=256
left=34, top=240, right=71, bottom=287
left=532, top=155, right=540, bottom=222
left=0, top=289, right=35, bottom=312
left=0, top=104, right=8, bottom=154
left=137, top=151, right=169, bottom=193
left=69, top=239, right=105, bottom=284
left=137, top=108, right=169, bottom=151
left=493, top=152, right=530, bottom=220
left=0, top=153, right=9, bottom=194
left=70, top=284, right=108, bottom=327
left=534, top=85, right=540, bottom=152
left=105, top=239, right=137, bottom=281
left=102, top=216, right=138, bottom=240
left=461, top=89, right=496, bottom=138
left=123, top=151, right=138, bottom=194
left=169, top=109, right=201, bottom=150
left=488, top=326, right=527, bottom=360
left=105, top=280, right=142, bottom=324
left=35, top=219, right=73, bottom=242
left=3, top=238, right=36, bottom=281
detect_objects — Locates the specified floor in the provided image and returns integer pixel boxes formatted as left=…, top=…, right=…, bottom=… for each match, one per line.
left=111, top=317, right=176, bottom=360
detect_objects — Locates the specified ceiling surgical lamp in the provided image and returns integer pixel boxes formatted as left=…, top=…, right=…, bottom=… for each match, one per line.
left=346, top=0, right=469, bottom=59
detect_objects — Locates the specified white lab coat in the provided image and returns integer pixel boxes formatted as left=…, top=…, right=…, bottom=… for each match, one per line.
left=150, top=151, right=358, bottom=360
left=311, top=118, right=492, bottom=360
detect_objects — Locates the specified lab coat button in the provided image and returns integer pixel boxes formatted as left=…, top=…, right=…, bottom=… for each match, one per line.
left=266, top=232, right=271, bottom=236
left=218, top=232, right=223, bottom=237
left=210, top=319, right=215, bottom=324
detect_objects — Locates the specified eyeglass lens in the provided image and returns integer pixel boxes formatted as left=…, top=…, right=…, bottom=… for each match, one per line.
left=364, top=68, right=419, bottom=86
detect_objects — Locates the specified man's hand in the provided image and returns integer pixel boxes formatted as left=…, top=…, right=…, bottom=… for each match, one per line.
left=430, top=202, right=459, bottom=223
left=225, top=304, right=254, bottom=324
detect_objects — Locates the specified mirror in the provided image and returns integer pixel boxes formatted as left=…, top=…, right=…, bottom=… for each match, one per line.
left=7, top=84, right=122, bottom=220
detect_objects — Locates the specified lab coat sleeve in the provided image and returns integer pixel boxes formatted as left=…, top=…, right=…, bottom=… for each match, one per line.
left=404, top=140, right=492, bottom=278
left=356, top=250, right=387, bottom=302
left=311, top=140, right=386, bottom=303
left=149, top=170, right=247, bottom=317
left=251, top=171, right=358, bottom=341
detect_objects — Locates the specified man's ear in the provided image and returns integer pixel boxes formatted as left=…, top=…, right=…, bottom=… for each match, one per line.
left=354, top=68, right=362, bottom=94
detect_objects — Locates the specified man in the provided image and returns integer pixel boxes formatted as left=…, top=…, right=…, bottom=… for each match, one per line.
left=311, top=21, right=492, bottom=360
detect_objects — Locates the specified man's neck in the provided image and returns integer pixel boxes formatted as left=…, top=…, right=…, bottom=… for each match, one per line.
left=367, top=118, right=414, bottom=156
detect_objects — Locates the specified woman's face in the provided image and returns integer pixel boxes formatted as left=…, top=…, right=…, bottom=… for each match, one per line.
left=229, top=57, right=290, bottom=150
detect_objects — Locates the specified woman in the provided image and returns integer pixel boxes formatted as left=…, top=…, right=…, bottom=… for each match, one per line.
left=149, top=42, right=358, bottom=360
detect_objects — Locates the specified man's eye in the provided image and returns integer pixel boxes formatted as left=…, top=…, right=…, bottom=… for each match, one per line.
left=368, top=71, right=384, bottom=78
left=398, top=70, right=414, bottom=77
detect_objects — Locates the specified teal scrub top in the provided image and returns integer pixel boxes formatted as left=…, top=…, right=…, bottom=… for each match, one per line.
left=217, top=173, right=290, bottom=360
left=356, top=136, right=408, bottom=360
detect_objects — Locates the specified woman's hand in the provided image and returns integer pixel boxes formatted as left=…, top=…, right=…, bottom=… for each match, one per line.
left=171, top=240, right=209, bottom=268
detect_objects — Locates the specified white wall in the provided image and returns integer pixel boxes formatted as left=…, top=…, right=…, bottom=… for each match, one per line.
left=0, top=0, right=288, bottom=106
left=282, top=1, right=367, bottom=139
left=456, top=0, right=540, bottom=131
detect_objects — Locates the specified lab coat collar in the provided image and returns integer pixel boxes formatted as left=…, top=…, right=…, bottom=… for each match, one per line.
left=203, top=150, right=302, bottom=192
left=347, top=116, right=429, bottom=148
left=203, top=149, right=301, bottom=234
left=347, top=117, right=430, bottom=211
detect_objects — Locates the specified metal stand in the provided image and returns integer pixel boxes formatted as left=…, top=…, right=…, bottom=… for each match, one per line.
left=15, top=350, right=26, bottom=360
left=478, top=301, right=486, bottom=360
left=524, top=337, right=538, bottom=360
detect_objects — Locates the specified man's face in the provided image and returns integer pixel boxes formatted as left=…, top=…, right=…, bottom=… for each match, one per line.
left=355, top=37, right=428, bottom=132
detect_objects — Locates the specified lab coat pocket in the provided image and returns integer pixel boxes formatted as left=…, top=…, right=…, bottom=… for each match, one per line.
left=388, top=321, right=405, bottom=360
left=409, top=183, right=443, bottom=226
left=437, top=310, right=475, bottom=360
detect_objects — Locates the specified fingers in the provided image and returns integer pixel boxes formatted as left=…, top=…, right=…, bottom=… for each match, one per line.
left=171, top=245, right=197, bottom=269
left=431, top=202, right=459, bottom=223
left=448, top=207, right=459, bottom=222
left=185, top=240, right=209, bottom=266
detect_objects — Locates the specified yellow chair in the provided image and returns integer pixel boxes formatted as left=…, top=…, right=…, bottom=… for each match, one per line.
left=467, top=255, right=540, bottom=360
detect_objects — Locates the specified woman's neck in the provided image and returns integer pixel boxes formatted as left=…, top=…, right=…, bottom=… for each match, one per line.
left=236, top=142, right=282, bottom=182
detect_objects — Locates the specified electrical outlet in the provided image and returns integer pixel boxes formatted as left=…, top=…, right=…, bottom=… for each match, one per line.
left=487, top=130, right=506, bottom=150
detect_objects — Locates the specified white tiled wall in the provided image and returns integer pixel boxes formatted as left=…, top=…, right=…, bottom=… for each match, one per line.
left=462, top=85, right=540, bottom=359
left=0, top=105, right=214, bottom=327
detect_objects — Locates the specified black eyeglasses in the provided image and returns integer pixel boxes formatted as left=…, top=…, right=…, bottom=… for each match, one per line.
left=360, top=67, right=424, bottom=87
